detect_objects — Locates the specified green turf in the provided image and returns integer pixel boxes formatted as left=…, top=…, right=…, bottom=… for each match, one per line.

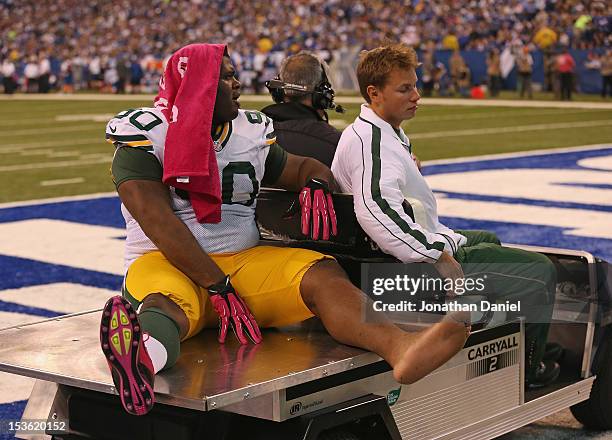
left=1, top=99, right=611, bottom=203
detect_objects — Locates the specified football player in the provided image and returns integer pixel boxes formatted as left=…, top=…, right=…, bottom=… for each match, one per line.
left=100, top=43, right=470, bottom=416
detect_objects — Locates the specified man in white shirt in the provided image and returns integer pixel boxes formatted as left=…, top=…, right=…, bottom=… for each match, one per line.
left=332, top=43, right=559, bottom=388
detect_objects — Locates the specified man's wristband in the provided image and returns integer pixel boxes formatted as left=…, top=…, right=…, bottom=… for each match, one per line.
left=206, top=275, right=231, bottom=295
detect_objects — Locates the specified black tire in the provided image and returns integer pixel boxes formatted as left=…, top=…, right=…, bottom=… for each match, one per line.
left=318, top=428, right=361, bottom=440
left=570, top=326, right=612, bottom=429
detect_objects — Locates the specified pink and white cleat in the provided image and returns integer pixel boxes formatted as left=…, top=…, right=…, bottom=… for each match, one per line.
left=100, top=296, right=155, bottom=416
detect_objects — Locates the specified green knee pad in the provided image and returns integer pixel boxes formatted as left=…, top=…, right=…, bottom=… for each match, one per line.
left=138, top=307, right=181, bottom=371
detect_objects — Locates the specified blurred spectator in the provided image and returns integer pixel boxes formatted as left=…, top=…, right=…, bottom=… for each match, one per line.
left=0, top=0, right=610, bottom=94
left=533, top=25, right=558, bottom=50
left=601, top=49, right=612, bottom=98
left=516, top=47, right=534, bottom=99
left=23, top=57, right=39, bottom=93
left=433, top=61, right=449, bottom=96
left=129, top=57, right=144, bottom=94
left=38, top=52, right=51, bottom=93
left=450, top=50, right=470, bottom=97
left=486, top=48, right=502, bottom=97
left=557, top=48, right=576, bottom=100
left=420, top=50, right=436, bottom=97
left=1, top=58, right=16, bottom=94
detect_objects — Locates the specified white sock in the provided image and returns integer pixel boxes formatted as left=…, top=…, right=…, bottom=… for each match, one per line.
left=143, top=335, right=168, bottom=374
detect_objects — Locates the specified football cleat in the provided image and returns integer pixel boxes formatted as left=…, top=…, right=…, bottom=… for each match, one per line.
left=100, top=296, right=155, bottom=416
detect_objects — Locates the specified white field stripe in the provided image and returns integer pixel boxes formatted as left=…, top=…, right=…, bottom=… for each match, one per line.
left=412, top=108, right=602, bottom=123
left=0, top=116, right=108, bottom=126
left=19, top=149, right=55, bottom=156
left=410, top=119, right=612, bottom=140
left=0, top=155, right=110, bottom=172
left=0, top=138, right=101, bottom=152
left=55, top=114, right=114, bottom=122
left=3, top=93, right=612, bottom=109
left=0, top=124, right=101, bottom=137
left=40, top=177, right=85, bottom=186
left=422, top=144, right=612, bottom=166
left=47, top=150, right=82, bottom=158
left=0, top=191, right=116, bottom=209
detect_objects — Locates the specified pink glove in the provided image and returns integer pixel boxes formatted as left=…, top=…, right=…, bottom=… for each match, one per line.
left=299, top=178, right=338, bottom=240
left=207, top=276, right=262, bottom=345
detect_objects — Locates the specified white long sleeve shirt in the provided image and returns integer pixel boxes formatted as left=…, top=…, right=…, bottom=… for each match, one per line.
left=331, top=104, right=466, bottom=263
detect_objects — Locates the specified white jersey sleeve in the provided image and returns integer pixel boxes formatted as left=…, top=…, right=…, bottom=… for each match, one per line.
left=333, top=125, right=447, bottom=264
left=105, top=107, right=169, bottom=169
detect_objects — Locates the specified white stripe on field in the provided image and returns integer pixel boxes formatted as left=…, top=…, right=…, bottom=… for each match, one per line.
left=0, top=138, right=101, bottom=152
left=412, top=108, right=602, bottom=123
left=55, top=114, right=115, bottom=122
left=0, top=156, right=110, bottom=172
left=410, top=120, right=612, bottom=140
left=0, top=124, right=102, bottom=137
left=0, top=192, right=117, bottom=209
left=422, top=144, right=612, bottom=166
left=40, top=177, right=85, bottom=186
left=2, top=93, right=612, bottom=109
left=0, top=144, right=608, bottom=207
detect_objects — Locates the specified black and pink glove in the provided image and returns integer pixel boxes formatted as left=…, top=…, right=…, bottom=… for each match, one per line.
left=207, top=275, right=262, bottom=345
left=299, top=178, right=338, bottom=240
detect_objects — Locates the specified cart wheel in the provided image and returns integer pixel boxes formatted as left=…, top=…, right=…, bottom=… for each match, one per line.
left=318, top=427, right=361, bottom=440
left=570, top=327, right=612, bottom=430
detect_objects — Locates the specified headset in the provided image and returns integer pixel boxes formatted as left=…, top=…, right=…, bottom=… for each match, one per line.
left=265, top=62, right=345, bottom=114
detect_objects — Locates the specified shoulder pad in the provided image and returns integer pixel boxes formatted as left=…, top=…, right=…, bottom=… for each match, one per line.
left=236, top=109, right=275, bottom=146
left=105, top=107, right=167, bottom=149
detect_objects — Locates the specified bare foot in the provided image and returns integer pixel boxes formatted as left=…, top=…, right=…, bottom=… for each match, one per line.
left=392, top=314, right=470, bottom=384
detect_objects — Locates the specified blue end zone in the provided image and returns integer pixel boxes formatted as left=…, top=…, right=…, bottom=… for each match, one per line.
left=0, top=400, right=26, bottom=440
left=0, top=196, right=123, bottom=227
left=422, top=146, right=612, bottom=175
left=423, top=146, right=612, bottom=261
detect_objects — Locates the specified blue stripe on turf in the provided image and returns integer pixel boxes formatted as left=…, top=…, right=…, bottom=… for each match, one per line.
left=0, top=300, right=61, bottom=318
left=0, top=255, right=122, bottom=291
left=441, top=216, right=612, bottom=262
left=422, top=146, right=612, bottom=176
left=436, top=191, right=612, bottom=212
left=0, top=197, right=123, bottom=228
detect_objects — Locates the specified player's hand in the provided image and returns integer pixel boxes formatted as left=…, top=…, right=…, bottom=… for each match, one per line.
left=207, top=276, right=262, bottom=345
left=433, top=252, right=464, bottom=298
left=299, top=178, right=337, bottom=240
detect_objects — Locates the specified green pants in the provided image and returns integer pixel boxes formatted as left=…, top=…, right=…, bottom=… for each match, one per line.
left=454, top=230, right=556, bottom=382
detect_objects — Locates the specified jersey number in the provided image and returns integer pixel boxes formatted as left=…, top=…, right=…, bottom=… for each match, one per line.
left=222, top=162, right=258, bottom=206
left=115, top=109, right=163, bottom=131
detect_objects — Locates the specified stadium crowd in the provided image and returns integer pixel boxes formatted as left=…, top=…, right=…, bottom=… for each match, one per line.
left=0, top=0, right=610, bottom=94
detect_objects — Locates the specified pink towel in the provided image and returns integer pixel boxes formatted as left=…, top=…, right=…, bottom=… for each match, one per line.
left=155, top=43, right=226, bottom=223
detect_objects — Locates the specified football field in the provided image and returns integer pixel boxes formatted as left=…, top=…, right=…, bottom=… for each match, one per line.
left=1, top=95, right=612, bottom=203
left=0, top=95, right=612, bottom=439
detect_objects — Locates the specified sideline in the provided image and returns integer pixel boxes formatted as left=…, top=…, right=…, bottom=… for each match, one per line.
left=1, top=93, right=612, bottom=109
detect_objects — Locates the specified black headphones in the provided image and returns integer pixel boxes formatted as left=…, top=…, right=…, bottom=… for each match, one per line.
left=265, top=63, right=344, bottom=113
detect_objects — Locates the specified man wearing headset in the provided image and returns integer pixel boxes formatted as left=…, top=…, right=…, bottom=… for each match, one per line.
left=262, top=51, right=342, bottom=167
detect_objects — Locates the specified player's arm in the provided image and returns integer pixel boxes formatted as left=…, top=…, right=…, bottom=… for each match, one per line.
left=117, top=179, right=225, bottom=288
left=272, top=149, right=337, bottom=192
left=262, top=144, right=337, bottom=240
left=112, top=146, right=261, bottom=344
